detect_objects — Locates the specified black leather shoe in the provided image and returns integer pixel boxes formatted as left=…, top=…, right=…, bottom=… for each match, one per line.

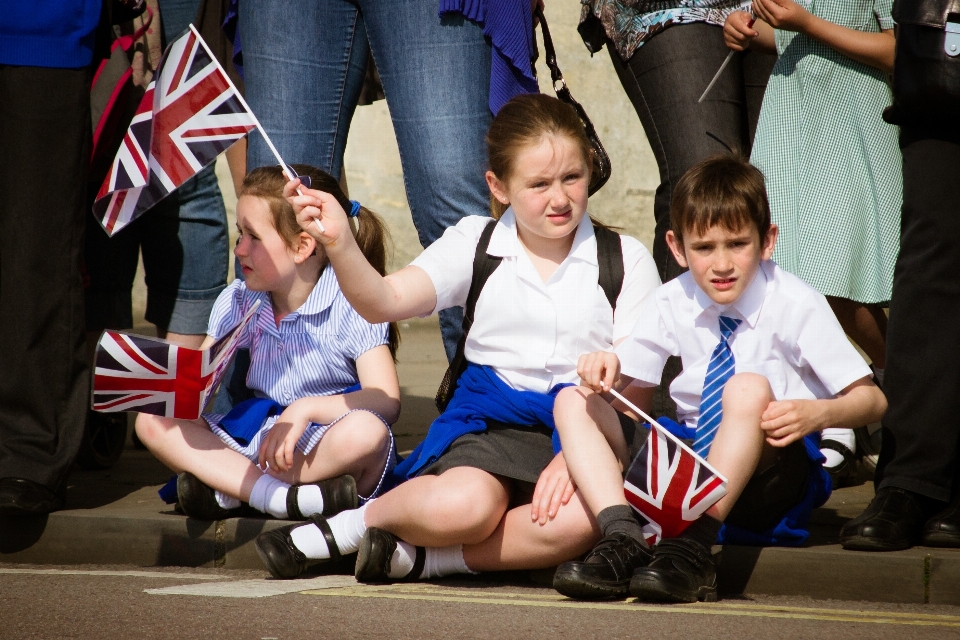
left=177, top=472, right=245, bottom=520
left=820, top=439, right=856, bottom=488
left=286, top=474, right=358, bottom=520
left=553, top=532, right=652, bottom=599
left=922, top=500, right=960, bottom=548
left=256, top=514, right=342, bottom=579
left=629, top=537, right=717, bottom=603
left=355, top=527, right=426, bottom=583
left=840, top=487, right=935, bottom=551
left=0, top=477, right=63, bottom=515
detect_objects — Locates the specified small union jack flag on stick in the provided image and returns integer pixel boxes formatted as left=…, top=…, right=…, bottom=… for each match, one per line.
left=92, top=301, right=260, bottom=419
left=93, top=24, right=294, bottom=235
left=608, top=389, right=728, bottom=545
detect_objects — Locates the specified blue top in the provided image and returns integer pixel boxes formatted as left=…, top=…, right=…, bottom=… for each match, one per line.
left=0, top=0, right=102, bottom=68
left=206, top=266, right=390, bottom=406
left=440, top=0, right=539, bottom=114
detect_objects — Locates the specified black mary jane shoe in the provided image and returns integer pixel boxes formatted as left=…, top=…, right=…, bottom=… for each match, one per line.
left=286, top=474, right=358, bottom=520
left=255, top=514, right=342, bottom=580
left=629, top=537, right=718, bottom=603
left=922, top=499, right=960, bottom=548
left=176, top=472, right=247, bottom=520
left=820, top=439, right=857, bottom=488
left=355, top=527, right=426, bottom=584
left=840, top=486, right=934, bottom=552
left=553, top=532, right=652, bottom=600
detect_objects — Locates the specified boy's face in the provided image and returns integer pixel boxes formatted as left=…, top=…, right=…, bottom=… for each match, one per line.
left=666, top=222, right=778, bottom=306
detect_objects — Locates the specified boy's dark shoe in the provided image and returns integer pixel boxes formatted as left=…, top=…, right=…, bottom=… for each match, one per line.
left=0, top=477, right=63, bottom=515
left=287, top=474, right=358, bottom=520
left=629, top=537, right=717, bottom=603
left=177, top=472, right=246, bottom=520
left=922, top=500, right=960, bottom=548
left=355, top=527, right=425, bottom=583
left=840, top=486, right=934, bottom=551
left=256, top=515, right=340, bottom=579
left=553, top=532, right=652, bottom=599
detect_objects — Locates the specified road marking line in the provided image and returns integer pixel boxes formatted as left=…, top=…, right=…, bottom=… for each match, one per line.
left=0, top=568, right=227, bottom=580
left=301, top=586, right=960, bottom=628
left=147, top=575, right=357, bottom=598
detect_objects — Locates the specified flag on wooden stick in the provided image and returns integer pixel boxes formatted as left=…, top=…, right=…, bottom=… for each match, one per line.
left=93, top=24, right=256, bottom=235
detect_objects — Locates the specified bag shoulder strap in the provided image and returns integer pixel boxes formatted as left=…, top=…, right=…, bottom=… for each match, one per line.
left=594, top=225, right=624, bottom=313
left=434, top=219, right=502, bottom=410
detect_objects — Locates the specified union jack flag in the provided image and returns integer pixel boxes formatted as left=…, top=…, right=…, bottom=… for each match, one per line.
left=624, top=421, right=728, bottom=545
left=92, top=301, right=260, bottom=419
left=93, top=24, right=257, bottom=235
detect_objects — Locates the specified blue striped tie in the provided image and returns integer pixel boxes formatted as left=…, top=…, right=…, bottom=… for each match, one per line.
left=694, top=315, right=743, bottom=457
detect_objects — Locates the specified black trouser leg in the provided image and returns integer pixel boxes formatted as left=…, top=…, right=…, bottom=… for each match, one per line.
left=877, top=132, right=960, bottom=503
left=0, top=65, right=91, bottom=491
left=607, top=23, right=774, bottom=283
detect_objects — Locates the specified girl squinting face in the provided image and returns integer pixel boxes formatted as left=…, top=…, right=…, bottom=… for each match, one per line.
left=491, top=135, right=589, bottom=244
left=234, top=195, right=300, bottom=293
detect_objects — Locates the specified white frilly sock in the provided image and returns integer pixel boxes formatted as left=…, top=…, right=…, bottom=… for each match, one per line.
left=249, top=475, right=291, bottom=519
left=289, top=503, right=370, bottom=560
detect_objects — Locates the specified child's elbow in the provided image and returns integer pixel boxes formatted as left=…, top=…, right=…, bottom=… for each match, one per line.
left=869, top=385, right=888, bottom=423
left=381, top=398, right=401, bottom=425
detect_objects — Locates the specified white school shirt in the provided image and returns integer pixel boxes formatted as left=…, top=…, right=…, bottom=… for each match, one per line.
left=410, top=209, right=661, bottom=393
left=616, top=260, right=872, bottom=430
left=206, top=266, right=390, bottom=406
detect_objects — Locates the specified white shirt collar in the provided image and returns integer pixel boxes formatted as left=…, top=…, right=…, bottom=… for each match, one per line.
left=691, top=259, right=770, bottom=328
left=486, top=207, right=597, bottom=265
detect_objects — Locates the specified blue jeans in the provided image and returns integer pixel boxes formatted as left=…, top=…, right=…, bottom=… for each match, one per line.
left=239, top=0, right=493, bottom=360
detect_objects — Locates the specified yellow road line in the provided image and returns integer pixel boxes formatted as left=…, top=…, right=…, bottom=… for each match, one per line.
left=300, top=585, right=960, bottom=628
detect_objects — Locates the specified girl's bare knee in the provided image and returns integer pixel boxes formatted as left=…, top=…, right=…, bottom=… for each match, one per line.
left=325, top=412, right=390, bottom=459
left=135, top=414, right=167, bottom=445
left=429, top=475, right=507, bottom=541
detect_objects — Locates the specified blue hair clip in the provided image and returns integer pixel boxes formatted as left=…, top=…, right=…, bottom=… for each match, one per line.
left=348, top=200, right=361, bottom=218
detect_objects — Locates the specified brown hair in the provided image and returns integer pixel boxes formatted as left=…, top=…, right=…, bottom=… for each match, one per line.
left=485, top=94, right=593, bottom=220
left=239, top=164, right=399, bottom=358
left=670, top=154, right=771, bottom=246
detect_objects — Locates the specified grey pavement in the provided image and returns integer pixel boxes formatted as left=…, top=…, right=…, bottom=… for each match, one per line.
left=1, top=320, right=959, bottom=606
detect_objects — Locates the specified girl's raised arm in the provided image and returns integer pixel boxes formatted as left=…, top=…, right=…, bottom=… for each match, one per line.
left=752, top=0, right=895, bottom=73
left=285, top=179, right=438, bottom=323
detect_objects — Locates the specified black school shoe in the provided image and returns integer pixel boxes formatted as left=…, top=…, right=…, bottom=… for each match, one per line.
left=177, top=472, right=248, bottom=520
left=355, top=527, right=426, bottom=583
left=553, top=532, right=652, bottom=599
left=0, top=477, right=64, bottom=516
left=922, top=499, right=960, bottom=548
left=287, top=474, right=358, bottom=520
left=840, top=486, right=935, bottom=551
left=256, top=514, right=342, bottom=579
left=629, top=537, right=717, bottom=603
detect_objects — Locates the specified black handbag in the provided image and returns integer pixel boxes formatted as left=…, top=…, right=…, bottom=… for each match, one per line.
left=885, top=0, right=960, bottom=129
left=535, top=7, right=612, bottom=196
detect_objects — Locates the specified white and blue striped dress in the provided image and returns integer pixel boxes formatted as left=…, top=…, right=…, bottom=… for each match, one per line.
left=202, top=266, right=395, bottom=489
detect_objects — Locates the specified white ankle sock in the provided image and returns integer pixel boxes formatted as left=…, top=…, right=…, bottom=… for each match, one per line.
left=421, top=545, right=474, bottom=579
left=388, top=541, right=417, bottom=579
left=293, top=484, right=325, bottom=517
left=249, top=475, right=291, bottom=519
left=820, top=428, right=855, bottom=469
left=288, top=503, right=370, bottom=560
left=214, top=491, right=241, bottom=510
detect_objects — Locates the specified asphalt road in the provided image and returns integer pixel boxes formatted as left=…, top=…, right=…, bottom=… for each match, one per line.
left=3, top=562, right=960, bottom=640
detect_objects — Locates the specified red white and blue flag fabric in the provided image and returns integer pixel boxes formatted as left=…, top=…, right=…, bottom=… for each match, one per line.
left=93, top=25, right=257, bottom=235
left=624, top=421, right=728, bottom=545
left=92, top=301, right=260, bottom=419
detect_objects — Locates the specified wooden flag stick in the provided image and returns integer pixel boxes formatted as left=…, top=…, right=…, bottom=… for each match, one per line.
left=188, top=24, right=325, bottom=233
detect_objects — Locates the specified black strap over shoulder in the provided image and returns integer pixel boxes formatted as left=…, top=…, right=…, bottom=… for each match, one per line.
left=433, top=221, right=625, bottom=411
left=435, top=220, right=502, bottom=411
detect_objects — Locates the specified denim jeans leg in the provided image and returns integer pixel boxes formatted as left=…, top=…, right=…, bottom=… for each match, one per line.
left=240, top=0, right=368, bottom=174
left=361, top=0, right=492, bottom=360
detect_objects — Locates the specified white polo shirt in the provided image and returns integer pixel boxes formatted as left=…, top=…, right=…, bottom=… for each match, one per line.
left=411, top=209, right=661, bottom=393
left=616, top=260, right=872, bottom=430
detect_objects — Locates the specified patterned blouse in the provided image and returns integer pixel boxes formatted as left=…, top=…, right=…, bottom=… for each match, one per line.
left=580, top=0, right=751, bottom=61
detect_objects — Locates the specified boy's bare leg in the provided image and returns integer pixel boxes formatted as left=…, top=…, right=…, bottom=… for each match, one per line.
left=463, top=491, right=601, bottom=571
left=704, top=372, right=776, bottom=522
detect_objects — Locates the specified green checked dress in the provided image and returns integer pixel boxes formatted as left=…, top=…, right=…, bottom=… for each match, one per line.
left=751, top=0, right=902, bottom=304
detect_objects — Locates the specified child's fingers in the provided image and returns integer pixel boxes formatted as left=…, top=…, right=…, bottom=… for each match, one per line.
left=282, top=178, right=302, bottom=198
left=548, top=475, right=570, bottom=518
left=561, top=478, right=576, bottom=506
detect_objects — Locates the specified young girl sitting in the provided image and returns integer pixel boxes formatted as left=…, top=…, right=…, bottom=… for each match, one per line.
left=253, top=94, right=662, bottom=580
left=725, top=0, right=900, bottom=482
left=136, top=166, right=401, bottom=522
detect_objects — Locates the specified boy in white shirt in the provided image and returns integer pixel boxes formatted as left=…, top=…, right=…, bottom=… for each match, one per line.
left=550, top=155, right=888, bottom=602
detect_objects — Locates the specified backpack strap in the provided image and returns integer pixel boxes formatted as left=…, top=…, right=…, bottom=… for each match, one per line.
left=434, top=219, right=502, bottom=411
left=594, top=225, right=624, bottom=314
